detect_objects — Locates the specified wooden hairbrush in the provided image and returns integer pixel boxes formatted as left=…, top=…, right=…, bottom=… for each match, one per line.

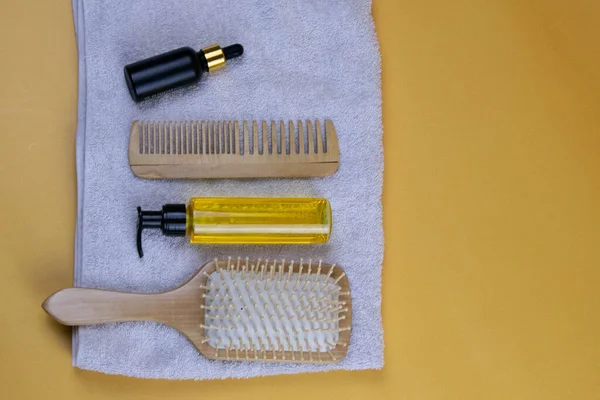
left=128, top=119, right=339, bottom=179
left=43, top=258, right=351, bottom=364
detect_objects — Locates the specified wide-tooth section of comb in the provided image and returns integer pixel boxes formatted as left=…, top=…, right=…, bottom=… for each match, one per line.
left=129, top=119, right=339, bottom=179
left=198, top=258, right=351, bottom=363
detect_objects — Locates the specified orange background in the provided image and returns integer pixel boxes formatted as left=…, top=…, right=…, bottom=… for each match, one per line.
left=2, top=0, right=599, bottom=398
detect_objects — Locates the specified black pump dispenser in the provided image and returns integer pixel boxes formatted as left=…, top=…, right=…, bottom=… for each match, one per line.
left=124, top=43, right=243, bottom=102
left=137, top=204, right=187, bottom=258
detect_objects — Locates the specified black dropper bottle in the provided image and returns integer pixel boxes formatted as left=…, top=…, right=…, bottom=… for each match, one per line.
left=124, top=43, right=243, bottom=102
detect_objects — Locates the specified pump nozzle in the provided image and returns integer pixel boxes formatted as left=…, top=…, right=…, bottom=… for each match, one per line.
left=136, top=205, right=187, bottom=258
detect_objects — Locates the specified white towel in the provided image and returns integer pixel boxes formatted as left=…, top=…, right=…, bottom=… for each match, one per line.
left=72, top=0, right=383, bottom=379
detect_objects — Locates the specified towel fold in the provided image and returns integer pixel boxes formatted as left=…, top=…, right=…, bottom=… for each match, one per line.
left=72, top=0, right=383, bottom=379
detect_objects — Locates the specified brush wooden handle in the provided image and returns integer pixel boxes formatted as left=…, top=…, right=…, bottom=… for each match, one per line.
left=42, top=288, right=163, bottom=326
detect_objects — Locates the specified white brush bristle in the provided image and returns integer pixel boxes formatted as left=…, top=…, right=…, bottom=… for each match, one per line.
left=202, top=258, right=348, bottom=360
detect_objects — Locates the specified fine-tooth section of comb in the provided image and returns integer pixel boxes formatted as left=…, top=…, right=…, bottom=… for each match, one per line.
left=197, top=258, right=351, bottom=363
left=129, top=119, right=339, bottom=179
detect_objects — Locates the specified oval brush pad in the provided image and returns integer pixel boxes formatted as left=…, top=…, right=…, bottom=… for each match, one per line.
left=201, top=258, right=351, bottom=362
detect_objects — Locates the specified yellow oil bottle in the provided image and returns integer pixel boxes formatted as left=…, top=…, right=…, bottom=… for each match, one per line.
left=137, top=198, right=331, bottom=257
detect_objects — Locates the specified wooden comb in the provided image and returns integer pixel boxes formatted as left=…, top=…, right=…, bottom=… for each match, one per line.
left=128, top=119, right=339, bottom=179
left=43, top=258, right=352, bottom=364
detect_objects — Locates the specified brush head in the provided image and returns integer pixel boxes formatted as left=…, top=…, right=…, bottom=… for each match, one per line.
left=197, top=258, right=351, bottom=363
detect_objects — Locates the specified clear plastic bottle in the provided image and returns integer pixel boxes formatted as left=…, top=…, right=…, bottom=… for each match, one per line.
left=137, top=198, right=331, bottom=257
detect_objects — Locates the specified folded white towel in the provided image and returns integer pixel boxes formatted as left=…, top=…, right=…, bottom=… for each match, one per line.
left=72, top=0, right=383, bottom=379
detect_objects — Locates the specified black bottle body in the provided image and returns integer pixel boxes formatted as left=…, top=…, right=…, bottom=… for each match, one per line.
left=124, top=47, right=206, bottom=102
left=124, top=43, right=243, bottom=102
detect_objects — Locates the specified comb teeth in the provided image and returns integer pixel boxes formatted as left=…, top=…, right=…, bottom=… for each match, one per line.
left=200, top=258, right=351, bottom=363
left=135, top=119, right=336, bottom=156
left=129, top=119, right=339, bottom=178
